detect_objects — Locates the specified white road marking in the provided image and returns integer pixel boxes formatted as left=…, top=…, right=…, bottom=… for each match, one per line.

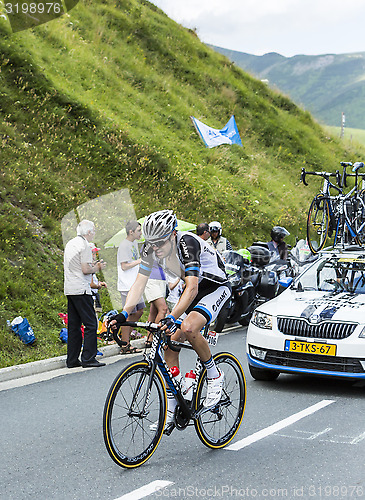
left=275, top=428, right=332, bottom=440
left=275, top=428, right=365, bottom=445
left=115, top=480, right=174, bottom=500
left=307, top=427, right=333, bottom=440
left=226, top=399, right=335, bottom=451
left=350, top=431, right=365, bottom=445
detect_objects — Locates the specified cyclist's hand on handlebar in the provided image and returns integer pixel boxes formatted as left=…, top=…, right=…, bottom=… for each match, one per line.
left=159, top=314, right=177, bottom=335
left=108, top=310, right=128, bottom=331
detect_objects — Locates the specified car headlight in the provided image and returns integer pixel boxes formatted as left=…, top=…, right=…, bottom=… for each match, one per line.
left=251, top=311, right=273, bottom=329
left=359, top=326, right=365, bottom=338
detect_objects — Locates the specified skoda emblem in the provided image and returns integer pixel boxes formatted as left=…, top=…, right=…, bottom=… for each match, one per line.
left=309, top=313, right=320, bottom=324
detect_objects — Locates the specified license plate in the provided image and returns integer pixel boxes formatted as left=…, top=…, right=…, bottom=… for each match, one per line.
left=284, top=340, right=337, bottom=356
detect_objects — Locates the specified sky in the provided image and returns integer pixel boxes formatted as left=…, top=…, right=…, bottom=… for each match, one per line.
left=149, top=0, right=365, bottom=57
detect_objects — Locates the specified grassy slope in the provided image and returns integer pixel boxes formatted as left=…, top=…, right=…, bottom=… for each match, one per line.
left=0, top=0, right=364, bottom=367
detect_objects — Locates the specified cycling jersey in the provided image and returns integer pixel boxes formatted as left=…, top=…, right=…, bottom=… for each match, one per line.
left=140, top=231, right=228, bottom=285
left=139, top=232, right=230, bottom=323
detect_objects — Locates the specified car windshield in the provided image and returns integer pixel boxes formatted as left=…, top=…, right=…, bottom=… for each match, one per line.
left=296, top=255, right=365, bottom=294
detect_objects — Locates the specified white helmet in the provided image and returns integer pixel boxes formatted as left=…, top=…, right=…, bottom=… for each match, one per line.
left=142, top=210, right=178, bottom=243
left=209, top=221, right=222, bottom=237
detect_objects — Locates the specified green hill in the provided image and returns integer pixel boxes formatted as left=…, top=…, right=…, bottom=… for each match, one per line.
left=0, top=0, right=364, bottom=367
left=211, top=45, right=365, bottom=130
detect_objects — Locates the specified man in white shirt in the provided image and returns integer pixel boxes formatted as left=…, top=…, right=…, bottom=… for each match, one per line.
left=64, top=220, right=106, bottom=368
left=116, top=220, right=145, bottom=354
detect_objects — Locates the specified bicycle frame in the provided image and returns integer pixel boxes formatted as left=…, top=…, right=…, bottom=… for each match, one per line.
left=334, top=164, right=365, bottom=247
left=130, top=321, right=211, bottom=429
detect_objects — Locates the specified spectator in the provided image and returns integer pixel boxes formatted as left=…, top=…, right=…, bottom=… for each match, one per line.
left=196, top=222, right=211, bottom=241
left=64, top=219, right=106, bottom=368
left=117, top=220, right=144, bottom=354
left=144, top=261, right=169, bottom=348
left=207, top=221, right=232, bottom=253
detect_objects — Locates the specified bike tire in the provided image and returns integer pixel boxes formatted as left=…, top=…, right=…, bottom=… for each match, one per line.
left=103, top=361, right=166, bottom=468
left=194, top=352, right=246, bottom=449
left=307, top=195, right=330, bottom=253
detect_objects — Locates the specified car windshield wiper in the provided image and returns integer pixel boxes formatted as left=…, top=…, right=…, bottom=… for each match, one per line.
left=294, top=281, right=317, bottom=291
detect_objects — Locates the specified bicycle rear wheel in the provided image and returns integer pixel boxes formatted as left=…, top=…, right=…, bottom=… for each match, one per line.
left=194, top=352, right=246, bottom=448
left=103, top=361, right=166, bottom=468
left=307, top=195, right=330, bottom=253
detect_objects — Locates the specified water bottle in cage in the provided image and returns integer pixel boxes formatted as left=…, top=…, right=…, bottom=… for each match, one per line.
left=170, top=366, right=187, bottom=392
left=183, top=370, right=196, bottom=401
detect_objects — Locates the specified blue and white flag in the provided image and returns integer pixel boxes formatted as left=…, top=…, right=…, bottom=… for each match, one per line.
left=191, top=115, right=242, bottom=148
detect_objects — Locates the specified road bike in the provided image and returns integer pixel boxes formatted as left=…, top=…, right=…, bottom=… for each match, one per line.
left=302, top=162, right=365, bottom=253
left=103, top=321, right=246, bottom=468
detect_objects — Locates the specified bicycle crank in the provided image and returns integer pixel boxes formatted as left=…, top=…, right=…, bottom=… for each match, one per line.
left=174, top=404, right=191, bottom=430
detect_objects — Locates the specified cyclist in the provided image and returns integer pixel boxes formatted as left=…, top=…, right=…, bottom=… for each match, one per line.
left=110, top=210, right=231, bottom=430
left=267, top=226, right=290, bottom=261
left=207, top=221, right=232, bottom=253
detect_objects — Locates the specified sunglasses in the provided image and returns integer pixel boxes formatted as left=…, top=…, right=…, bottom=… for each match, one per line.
left=150, top=238, right=169, bottom=248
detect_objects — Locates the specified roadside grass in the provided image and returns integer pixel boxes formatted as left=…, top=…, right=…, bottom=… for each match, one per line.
left=1, top=0, right=365, bottom=368
left=326, top=126, right=365, bottom=149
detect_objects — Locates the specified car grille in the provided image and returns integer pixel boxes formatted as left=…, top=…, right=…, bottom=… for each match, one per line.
left=264, top=349, right=364, bottom=373
left=277, top=317, right=357, bottom=340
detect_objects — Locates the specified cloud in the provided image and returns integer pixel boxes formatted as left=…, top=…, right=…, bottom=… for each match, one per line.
left=150, top=0, right=365, bottom=56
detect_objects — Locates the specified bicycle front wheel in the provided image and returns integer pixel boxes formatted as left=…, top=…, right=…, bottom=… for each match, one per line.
left=194, top=352, right=246, bottom=449
left=307, top=195, right=330, bottom=253
left=103, top=361, right=166, bottom=468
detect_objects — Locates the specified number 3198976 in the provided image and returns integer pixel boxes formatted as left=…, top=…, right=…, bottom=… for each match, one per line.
left=5, top=3, right=62, bottom=14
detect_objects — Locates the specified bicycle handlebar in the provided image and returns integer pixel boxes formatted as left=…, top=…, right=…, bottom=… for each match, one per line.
left=118, top=321, right=182, bottom=352
left=122, top=321, right=160, bottom=330
left=301, top=163, right=365, bottom=189
left=300, top=168, right=340, bottom=186
left=300, top=168, right=342, bottom=192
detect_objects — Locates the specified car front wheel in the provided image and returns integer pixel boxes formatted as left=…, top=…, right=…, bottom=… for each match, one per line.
left=249, top=365, right=280, bottom=381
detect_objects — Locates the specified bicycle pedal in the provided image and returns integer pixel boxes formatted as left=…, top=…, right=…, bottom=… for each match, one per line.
left=195, top=404, right=219, bottom=418
left=163, top=423, right=175, bottom=436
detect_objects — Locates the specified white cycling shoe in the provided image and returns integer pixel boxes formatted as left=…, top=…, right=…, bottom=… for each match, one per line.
left=203, top=370, right=225, bottom=408
left=149, top=410, right=174, bottom=432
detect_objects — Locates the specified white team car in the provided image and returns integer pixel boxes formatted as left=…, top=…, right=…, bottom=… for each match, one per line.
left=247, top=249, right=365, bottom=381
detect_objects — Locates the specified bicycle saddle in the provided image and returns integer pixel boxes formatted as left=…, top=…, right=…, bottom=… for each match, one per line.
left=352, top=162, right=364, bottom=172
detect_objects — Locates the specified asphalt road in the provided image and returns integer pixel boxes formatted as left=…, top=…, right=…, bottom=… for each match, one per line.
left=1, top=328, right=364, bottom=500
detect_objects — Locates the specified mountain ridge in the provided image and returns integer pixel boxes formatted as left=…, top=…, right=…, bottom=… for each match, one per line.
left=210, top=45, right=365, bottom=129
